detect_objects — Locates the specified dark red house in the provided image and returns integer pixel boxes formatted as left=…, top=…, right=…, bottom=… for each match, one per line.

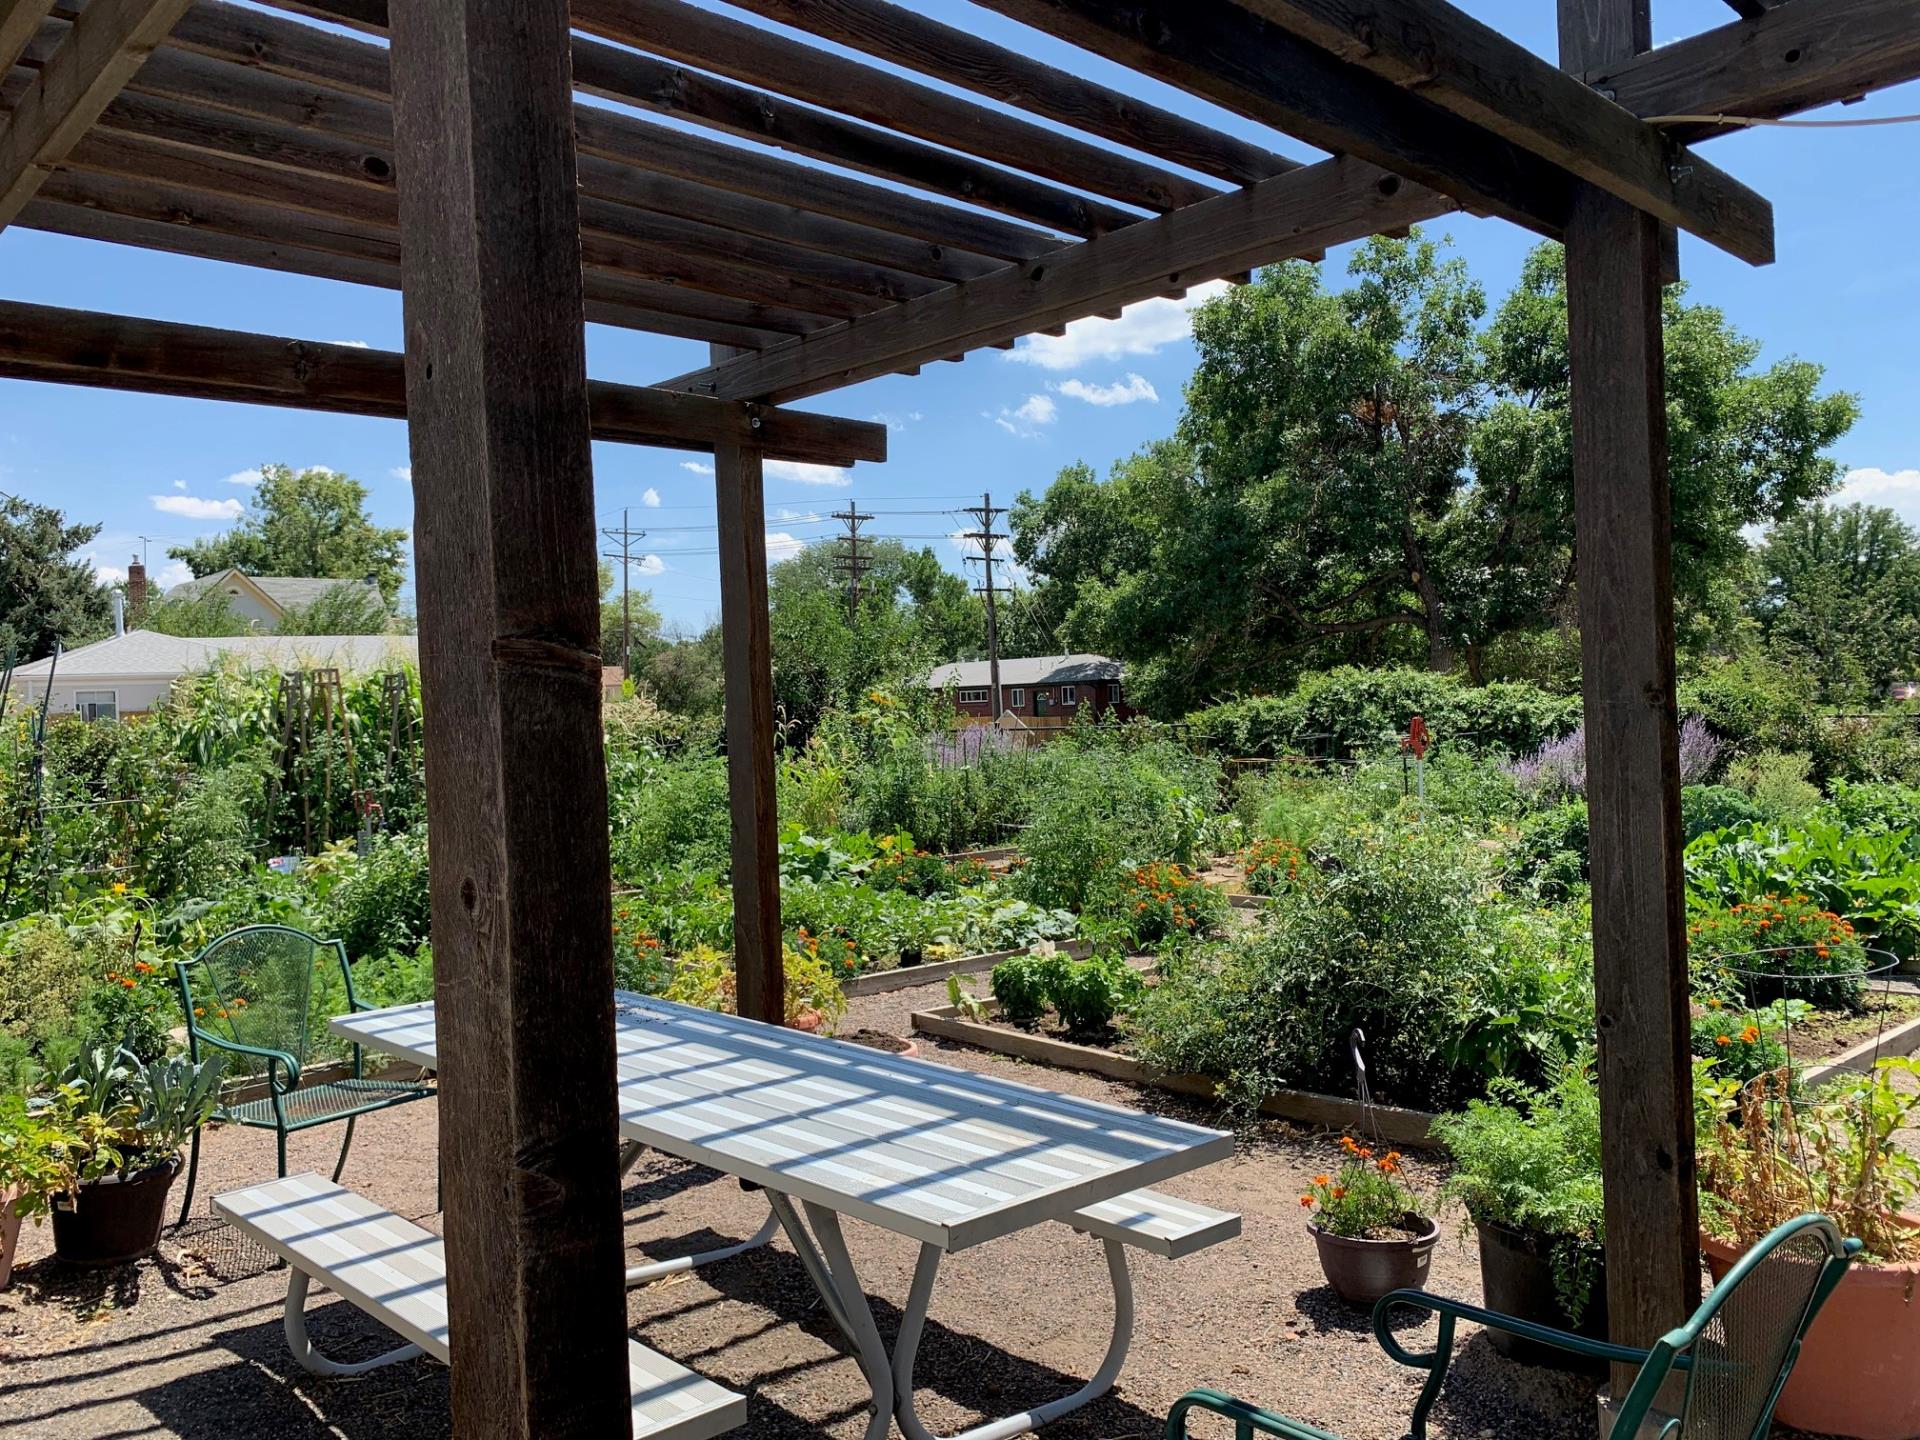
left=926, top=654, right=1133, bottom=728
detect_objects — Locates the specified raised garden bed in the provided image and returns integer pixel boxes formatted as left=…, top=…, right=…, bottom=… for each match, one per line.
left=842, top=940, right=1092, bottom=997
left=908, top=1000, right=1441, bottom=1148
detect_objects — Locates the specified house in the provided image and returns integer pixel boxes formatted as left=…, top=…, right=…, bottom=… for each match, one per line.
left=924, top=653, right=1132, bottom=728
left=4, top=630, right=419, bottom=721
left=161, top=568, right=386, bottom=632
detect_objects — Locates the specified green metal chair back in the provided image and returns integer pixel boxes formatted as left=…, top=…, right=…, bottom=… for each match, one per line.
left=178, top=924, right=353, bottom=1081
left=1613, top=1214, right=1858, bottom=1440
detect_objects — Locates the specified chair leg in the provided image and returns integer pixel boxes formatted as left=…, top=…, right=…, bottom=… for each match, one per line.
left=331, top=1116, right=357, bottom=1184
left=175, top=1125, right=202, bottom=1228
left=277, top=1127, right=288, bottom=1179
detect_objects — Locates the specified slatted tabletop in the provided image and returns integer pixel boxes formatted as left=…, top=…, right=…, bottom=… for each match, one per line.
left=334, top=994, right=1231, bottom=1251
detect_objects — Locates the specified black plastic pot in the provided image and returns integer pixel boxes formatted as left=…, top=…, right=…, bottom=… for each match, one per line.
left=50, top=1156, right=181, bottom=1268
left=1473, top=1216, right=1608, bottom=1373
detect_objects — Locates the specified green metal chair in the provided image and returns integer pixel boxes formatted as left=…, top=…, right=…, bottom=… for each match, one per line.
left=173, top=924, right=433, bottom=1226
left=1166, top=1214, right=1858, bottom=1440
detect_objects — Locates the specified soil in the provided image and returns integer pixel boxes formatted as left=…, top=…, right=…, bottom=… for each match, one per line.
left=1784, top=990, right=1920, bottom=1063
left=839, top=1027, right=914, bottom=1054
left=0, top=971, right=1840, bottom=1440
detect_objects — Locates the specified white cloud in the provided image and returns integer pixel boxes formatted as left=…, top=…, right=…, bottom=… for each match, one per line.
left=636, top=554, right=665, bottom=576
left=1832, top=468, right=1920, bottom=530
left=681, top=460, right=714, bottom=476
left=871, top=410, right=924, bottom=432
left=992, top=392, right=1058, bottom=438
left=390, top=465, right=413, bottom=483
left=1005, top=281, right=1232, bottom=372
left=766, top=460, right=852, bottom=488
left=171, top=478, right=188, bottom=491
left=93, top=560, right=126, bottom=585
left=765, top=530, right=806, bottom=561
left=156, top=561, right=193, bottom=588
left=641, top=487, right=661, bottom=508
left=151, top=494, right=244, bottom=521
left=222, top=468, right=262, bottom=487
left=1057, top=373, right=1159, bottom=407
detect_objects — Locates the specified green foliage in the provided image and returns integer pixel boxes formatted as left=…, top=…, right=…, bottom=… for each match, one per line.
left=145, top=588, right=255, bottom=637
left=169, top=464, right=408, bottom=604
left=1047, top=953, right=1144, bottom=1035
left=1682, top=784, right=1764, bottom=843
left=1689, top=996, right=1801, bottom=1089
left=275, top=581, right=393, bottom=636
left=317, top=831, right=431, bottom=960
left=1686, top=894, right=1870, bottom=1011
left=1724, top=749, right=1822, bottom=821
left=1507, top=801, right=1588, bottom=901
left=1302, top=1140, right=1424, bottom=1238
left=1432, top=1060, right=1605, bottom=1321
left=988, top=951, right=1053, bottom=1027
left=1241, top=837, right=1309, bottom=897
left=0, top=494, right=113, bottom=662
left=1753, top=503, right=1920, bottom=705
left=350, top=945, right=436, bottom=1011
left=609, top=756, right=733, bottom=879
left=1086, top=861, right=1228, bottom=947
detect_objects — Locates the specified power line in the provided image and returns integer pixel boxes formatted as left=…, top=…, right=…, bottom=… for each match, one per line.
left=958, top=492, right=1010, bottom=721
left=600, top=508, right=649, bottom=678
left=831, top=501, right=876, bottom=624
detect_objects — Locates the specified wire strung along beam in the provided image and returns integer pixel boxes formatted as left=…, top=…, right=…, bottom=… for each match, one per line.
left=0, top=0, right=194, bottom=227
left=663, top=155, right=1453, bottom=404
left=1587, top=0, right=1920, bottom=143
left=0, top=300, right=889, bottom=466
left=712, top=0, right=1298, bottom=189
left=148, top=0, right=1061, bottom=264
left=569, top=0, right=1223, bottom=213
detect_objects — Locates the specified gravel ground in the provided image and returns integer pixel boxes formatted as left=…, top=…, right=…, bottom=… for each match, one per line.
left=0, top=975, right=1662, bottom=1440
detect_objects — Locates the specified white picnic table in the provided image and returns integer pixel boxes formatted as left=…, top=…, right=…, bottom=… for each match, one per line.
left=332, top=992, right=1235, bottom=1440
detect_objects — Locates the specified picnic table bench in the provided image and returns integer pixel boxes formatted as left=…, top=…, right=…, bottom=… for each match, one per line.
left=332, top=994, right=1239, bottom=1440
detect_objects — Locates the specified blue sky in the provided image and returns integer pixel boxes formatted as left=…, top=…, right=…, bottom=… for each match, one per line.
left=1, top=0, right=1915, bottom=631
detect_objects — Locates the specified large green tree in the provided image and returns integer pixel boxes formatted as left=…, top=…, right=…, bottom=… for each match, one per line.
left=1013, top=236, right=1858, bottom=712
left=170, top=464, right=409, bottom=602
left=1752, top=503, right=1920, bottom=703
left=0, top=496, right=113, bottom=662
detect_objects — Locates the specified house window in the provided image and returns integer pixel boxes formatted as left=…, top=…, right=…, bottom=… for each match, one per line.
left=1109, top=683, right=1123, bottom=704
left=1008, top=688, right=1025, bottom=709
left=1061, top=685, right=1077, bottom=706
left=75, top=690, right=118, bottom=722
left=957, top=688, right=989, bottom=704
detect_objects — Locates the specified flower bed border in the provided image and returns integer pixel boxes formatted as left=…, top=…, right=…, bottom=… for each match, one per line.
left=843, top=941, right=1093, bottom=998
left=908, top=1001, right=1442, bottom=1148
left=1799, top=1001, right=1920, bottom=1087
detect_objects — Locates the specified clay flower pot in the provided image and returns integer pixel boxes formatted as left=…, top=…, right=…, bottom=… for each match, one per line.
left=789, top=1007, right=825, bottom=1033
left=1309, top=1212, right=1439, bottom=1307
left=0, top=1189, right=23, bottom=1290
left=1704, top=1230, right=1920, bottom=1440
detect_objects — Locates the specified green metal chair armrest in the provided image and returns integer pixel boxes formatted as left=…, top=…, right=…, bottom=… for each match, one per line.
left=1372, top=1289, right=1656, bottom=1370
left=1165, top=1389, right=1341, bottom=1440
left=188, top=1029, right=303, bottom=1093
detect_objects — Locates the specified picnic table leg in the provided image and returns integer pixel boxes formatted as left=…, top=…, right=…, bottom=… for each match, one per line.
left=281, top=1269, right=426, bottom=1378
left=801, top=1200, right=898, bottom=1440
left=765, top=1192, right=856, bottom=1340
left=892, top=1237, right=1134, bottom=1440
left=625, top=1202, right=782, bottom=1288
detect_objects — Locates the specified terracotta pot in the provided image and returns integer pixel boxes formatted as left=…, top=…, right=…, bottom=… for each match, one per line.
left=50, top=1156, right=181, bottom=1268
left=1472, top=1216, right=1609, bottom=1373
left=1704, top=1230, right=1920, bottom=1440
left=790, top=1008, right=824, bottom=1033
left=1309, top=1212, right=1439, bottom=1307
left=0, top=1190, right=22, bottom=1290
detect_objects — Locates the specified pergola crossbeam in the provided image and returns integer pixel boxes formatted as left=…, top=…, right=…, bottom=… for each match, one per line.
left=665, top=157, right=1452, bottom=403
left=0, top=0, right=190, bottom=226
left=1225, top=0, right=1774, bottom=264
left=0, top=0, right=59, bottom=77
left=0, top=299, right=888, bottom=464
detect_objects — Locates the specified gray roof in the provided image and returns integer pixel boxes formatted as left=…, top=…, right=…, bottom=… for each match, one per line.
left=925, top=653, right=1122, bottom=689
left=167, top=570, right=384, bottom=612
left=9, top=630, right=418, bottom=680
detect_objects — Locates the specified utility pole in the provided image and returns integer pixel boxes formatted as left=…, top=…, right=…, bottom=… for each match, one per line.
left=599, top=508, right=648, bottom=677
left=960, top=492, right=1010, bottom=721
left=831, top=500, right=875, bottom=624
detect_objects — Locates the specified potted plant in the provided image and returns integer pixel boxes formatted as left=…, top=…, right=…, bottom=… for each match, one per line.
left=664, top=943, right=848, bottom=1034
left=0, top=1091, right=91, bottom=1289
left=1431, top=1060, right=1607, bottom=1371
left=44, top=1044, right=224, bottom=1268
left=1698, top=1056, right=1920, bottom=1440
left=1301, top=1134, right=1437, bottom=1306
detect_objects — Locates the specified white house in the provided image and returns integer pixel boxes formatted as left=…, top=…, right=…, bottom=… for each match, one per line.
left=162, top=569, right=387, bottom=631
left=5, top=630, right=419, bottom=720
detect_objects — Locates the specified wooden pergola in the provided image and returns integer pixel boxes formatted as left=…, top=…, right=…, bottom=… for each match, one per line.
left=3, top=0, right=1917, bottom=1430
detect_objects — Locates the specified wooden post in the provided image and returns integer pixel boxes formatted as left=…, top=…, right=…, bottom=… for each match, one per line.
left=1560, top=0, right=1699, bottom=1397
left=388, top=2, right=630, bottom=1436
left=713, top=423, right=784, bottom=1023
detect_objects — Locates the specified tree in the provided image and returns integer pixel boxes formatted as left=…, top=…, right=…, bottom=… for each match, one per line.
left=278, top=581, right=394, bottom=636
left=0, top=495, right=113, bottom=662
left=169, top=464, right=409, bottom=602
left=1752, top=504, right=1920, bottom=703
left=598, top=560, right=662, bottom=674
left=1013, top=235, right=1859, bottom=712
left=145, top=588, right=252, bottom=637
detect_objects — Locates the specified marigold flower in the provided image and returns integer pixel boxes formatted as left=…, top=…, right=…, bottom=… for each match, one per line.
left=134, top=960, right=155, bottom=974
left=1715, top=1034, right=1732, bottom=1046
left=1299, top=1195, right=1313, bottom=1208
left=1313, top=1174, right=1331, bottom=1187
left=1330, top=1187, right=1346, bottom=1200
left=120, top=977, right=137, bottom=990
left=1739, top=1025, right=1760, bottom=1043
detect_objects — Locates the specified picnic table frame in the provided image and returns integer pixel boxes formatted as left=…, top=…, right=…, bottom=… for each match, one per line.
left=331, top=994, right=1232, bottom=1440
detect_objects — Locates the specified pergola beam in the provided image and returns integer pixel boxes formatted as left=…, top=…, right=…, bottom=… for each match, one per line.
left=665, top=156, right=1451, bottom=403
left=0, top=299, right=889, bottom=464
left=1593, top=0, right=1920, bottom=142
left=716, top=0, right=1296, bottom=189
left=0, top=0, right=59, bottom=77
left=0, top=0, right=190, bottom=226
left=1224, top=0, right=1773, bottom=264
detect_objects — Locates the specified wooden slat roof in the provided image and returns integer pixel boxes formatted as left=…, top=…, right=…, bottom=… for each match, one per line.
left=0, top=0, right=1911, bottom=408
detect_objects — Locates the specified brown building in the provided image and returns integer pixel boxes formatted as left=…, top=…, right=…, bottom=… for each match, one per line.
left=925, top=653, right=1132, bottom=728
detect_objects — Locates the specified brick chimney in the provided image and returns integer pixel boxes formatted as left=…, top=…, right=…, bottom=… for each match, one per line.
left=127, top=555, right=148, bottom=624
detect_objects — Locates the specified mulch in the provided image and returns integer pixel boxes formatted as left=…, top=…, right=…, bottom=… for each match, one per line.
left=0, top=975, right=1691, bottom=1440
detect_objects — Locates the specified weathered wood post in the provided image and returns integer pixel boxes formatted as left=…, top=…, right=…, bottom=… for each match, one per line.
left=389, top=1, right=632, bottom=1434
left=1560, top=0, right=1700, bottom=1398
left=713, top=423, right=784, bottom=1023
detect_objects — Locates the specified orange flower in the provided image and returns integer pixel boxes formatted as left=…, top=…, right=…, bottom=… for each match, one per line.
left=1330, top=1187, right=1346, bottom=1201
left=193, top=1007, right=204, bottom=1017
left=133, top=961, right=155, bottom=975
left=1740, top=1025, right=1760, bottom=1043
left=120, top=977, right=137, bottom=990
left=1299, top=1195, right=1314, bottom=1208
left=1312, top=1175, right=1331, bottom=1187
left=1715, top=1034, right=1732, bottom=1046
left=234, top=997, right=249, bottom=1009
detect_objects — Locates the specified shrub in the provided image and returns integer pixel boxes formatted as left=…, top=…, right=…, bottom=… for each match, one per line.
left=662, top=942, right=846, bottom=1031
left=1689, top=996, right=1798, bottom=1089
left=1682, top=784, right=1763, bottom=843
left=1506, top=802, right=1588, bottom=901
left=319, top=830, right=431, bottom=961
left=1049, top=954, right=1144, bottom=1035
left=0, top=920, right=96, bottom=1051
left=989, top=951, right=1053, bottom=1027
left=1826, top=780, right=1920, bottom=832
left=1687, top=896, right=1869, bottom=1011
left=1089, top=861, right=1228, bottom=947
left=1685, top=818, right=1920, bottom=962
left=609, top=756, right=733, bottom=878
left=1725, top=749, right=1822, bottom=820
left=1506, top=718, right=1719, bottom=802
left=1242, top=837, right=1309, bottom=897
left=351, top=945, right=436, bottom=1010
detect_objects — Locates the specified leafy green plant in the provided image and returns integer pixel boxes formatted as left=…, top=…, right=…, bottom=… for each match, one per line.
left=1687, top=896, right=1870, bottom=1010
left=1241, top=838, right=1309, bottom=897
left=1091, top=861, right=1227, bottom=947
left=1725, top=749, right=1822, bottom=820
left=1048, top=954, right=1143, bottom=1035
left=1432, top=1059, right=1605, bottom=1321
left=989, top=952, right=1053, bottom=1027
left=1688, top=996, right=1800, bottom=1088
